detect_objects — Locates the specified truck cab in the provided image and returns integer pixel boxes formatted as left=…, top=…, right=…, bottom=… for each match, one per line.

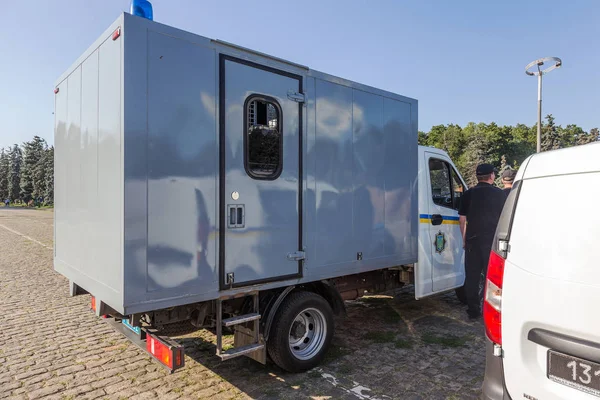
left=416, top=145, right=467, bottom=299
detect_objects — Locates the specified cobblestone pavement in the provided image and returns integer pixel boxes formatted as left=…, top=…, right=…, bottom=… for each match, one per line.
left=0, top=208, right=485, bottom=399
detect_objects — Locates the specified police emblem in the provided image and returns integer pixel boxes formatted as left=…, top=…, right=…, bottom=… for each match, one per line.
left=434, top=231, right=446, bottom=254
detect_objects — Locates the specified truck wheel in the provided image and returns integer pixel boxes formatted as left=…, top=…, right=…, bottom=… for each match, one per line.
left=267, top=291, right=334, bottom=372
left=455, top=286, right=468, bottom=305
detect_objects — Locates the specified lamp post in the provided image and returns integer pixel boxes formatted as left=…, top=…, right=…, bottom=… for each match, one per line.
left=525, top=57, right=562, bottom=153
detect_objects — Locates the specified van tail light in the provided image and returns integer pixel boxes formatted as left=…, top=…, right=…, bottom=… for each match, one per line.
left=484, top=250, right=505, bottom=345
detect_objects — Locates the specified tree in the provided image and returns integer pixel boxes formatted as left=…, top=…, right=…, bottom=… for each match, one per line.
left=494, top=155, right=508, bottom=187
left=575, top=127, right=599, bottom=146
left=461, top=130, right=490, bottom=187
left=0, top=149, right=9, bottom=201
left=43, top=147, right=54, bottom=205
left=20, top=136, right=47, bottom=203
left=8, top=144, right=23, bottom=202
left=541, top=114, right=562, bottom=151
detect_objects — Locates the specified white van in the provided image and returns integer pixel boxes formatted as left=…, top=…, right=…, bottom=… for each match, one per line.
left=482, top=142, right=600, bottom=399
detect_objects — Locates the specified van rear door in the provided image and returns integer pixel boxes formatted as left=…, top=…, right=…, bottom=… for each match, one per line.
left=502, top=170, right=600, bottom=399
left=415, top=149, right=466, bottom=298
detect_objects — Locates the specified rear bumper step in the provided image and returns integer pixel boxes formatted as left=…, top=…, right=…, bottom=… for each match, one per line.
left=222, top=313, right=261, bottom=327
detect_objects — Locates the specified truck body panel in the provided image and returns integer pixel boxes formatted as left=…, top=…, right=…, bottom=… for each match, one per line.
left=54, top=13, right=424, bottom=315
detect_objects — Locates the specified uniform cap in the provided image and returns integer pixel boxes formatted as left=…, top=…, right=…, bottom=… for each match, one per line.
left=501, top=169, right=517, bottom=181
left=476, top=163, right=496, bottom=176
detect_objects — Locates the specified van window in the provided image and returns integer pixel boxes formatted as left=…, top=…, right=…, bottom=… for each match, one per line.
left=245, top=95, right=282, bottom=180
left=429, top=159, right=452, bottom=208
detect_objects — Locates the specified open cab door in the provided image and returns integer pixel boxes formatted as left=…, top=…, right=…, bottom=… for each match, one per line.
left=415, top=146, right=467, bottom=299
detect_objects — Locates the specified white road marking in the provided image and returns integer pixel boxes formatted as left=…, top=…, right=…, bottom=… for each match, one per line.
left=0, top=223, right=52, bottom=250
left=317, top=369, right=391, bottom=400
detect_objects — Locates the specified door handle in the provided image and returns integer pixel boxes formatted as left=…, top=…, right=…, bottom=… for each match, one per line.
left=227, top=205, right=245, bottom=228
left=431, top=214, right=443, bottom=226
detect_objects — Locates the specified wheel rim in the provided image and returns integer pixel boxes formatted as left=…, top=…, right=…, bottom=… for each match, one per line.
left=288, top=307, right=327, bottom=360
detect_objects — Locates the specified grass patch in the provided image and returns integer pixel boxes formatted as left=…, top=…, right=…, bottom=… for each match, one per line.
left=394, top=338, right=413, bottom=349
left=364, top=331, right=396, bottom=343
left=360, top=296, right=390, bottom=305
left=421, top=333, right=468, bottom=348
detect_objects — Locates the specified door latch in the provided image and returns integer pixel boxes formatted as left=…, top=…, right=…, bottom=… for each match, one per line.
left=287, top=251, right=305, bottom=261
left=226, top=273, right=234, bottom=287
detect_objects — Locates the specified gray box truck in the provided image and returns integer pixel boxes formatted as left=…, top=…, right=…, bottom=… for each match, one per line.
left=54, top=13, right=469, bottom=372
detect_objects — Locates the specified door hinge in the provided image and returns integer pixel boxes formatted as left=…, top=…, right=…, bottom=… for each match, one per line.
left=287, top=251, right=305, bottom=261
left=287, top=90, right=305, bottom=103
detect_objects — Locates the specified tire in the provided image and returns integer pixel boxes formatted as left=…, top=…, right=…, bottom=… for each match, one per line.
left=267, top=291, right=334, bottom=372
left=455, top=286, right=468, bottom=305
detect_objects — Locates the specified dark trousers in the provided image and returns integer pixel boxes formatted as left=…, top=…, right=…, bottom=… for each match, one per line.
left=465, top=236, right=493, bottom=316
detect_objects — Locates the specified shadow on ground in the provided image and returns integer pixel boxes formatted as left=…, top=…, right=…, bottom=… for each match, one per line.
left=168, top=288, right=485, bottom=400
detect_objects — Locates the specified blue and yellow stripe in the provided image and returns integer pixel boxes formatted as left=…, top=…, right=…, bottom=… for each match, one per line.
left=419, top=214, right=460, bottom=225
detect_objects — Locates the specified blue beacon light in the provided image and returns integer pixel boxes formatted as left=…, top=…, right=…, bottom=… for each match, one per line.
left=130, top=0, right=153, bottom=21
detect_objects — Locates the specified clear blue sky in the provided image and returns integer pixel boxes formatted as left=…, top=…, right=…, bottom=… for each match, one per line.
left=1, top=0, right=598, bottom=149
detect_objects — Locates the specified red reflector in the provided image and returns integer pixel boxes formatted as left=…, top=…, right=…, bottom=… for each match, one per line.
left=146, top=334, right=183, bottom=369
left=91, top=296, right=96, bottom=312
left=54, top=88, right=59, bottom=94
left=112, top=27, right=121, bottom=41
left=484, top=251, right=505, bottom=345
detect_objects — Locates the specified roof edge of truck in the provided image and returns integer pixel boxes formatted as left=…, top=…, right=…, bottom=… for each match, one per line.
left=54, top=13, right=418, bottom=105
left=54, top=14, right=125, bottom=87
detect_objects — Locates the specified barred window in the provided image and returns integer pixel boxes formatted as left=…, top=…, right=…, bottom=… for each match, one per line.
left=245, top=96, right=282, bottom=179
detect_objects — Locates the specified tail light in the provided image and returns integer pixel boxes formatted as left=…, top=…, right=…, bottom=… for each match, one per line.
left=146, top=334, right=184, bottom=370
left=484, top=250, right=505, bottom=344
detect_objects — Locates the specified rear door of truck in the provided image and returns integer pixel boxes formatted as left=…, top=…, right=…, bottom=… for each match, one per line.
left=415, top=148, right=466, bottom=298
left=502, top=167, right=600, bottom=399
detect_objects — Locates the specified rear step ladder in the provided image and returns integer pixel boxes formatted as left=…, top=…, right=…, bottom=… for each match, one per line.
left=216, top=291, right=265, bottom=361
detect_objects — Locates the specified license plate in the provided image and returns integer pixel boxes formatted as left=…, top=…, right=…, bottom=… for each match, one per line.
left=548, top=350, right=600, bottom=397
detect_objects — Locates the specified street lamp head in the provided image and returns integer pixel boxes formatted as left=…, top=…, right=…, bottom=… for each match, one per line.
left=525, top=57, right=562, bottom=76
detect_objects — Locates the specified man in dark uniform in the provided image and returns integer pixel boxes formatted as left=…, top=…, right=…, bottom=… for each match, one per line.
left=501, top=169, right=517, bottom=196
left=458, top=164, right=506, bottom=319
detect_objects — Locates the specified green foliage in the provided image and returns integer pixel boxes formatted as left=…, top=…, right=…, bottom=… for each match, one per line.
left=43, top=147, right=54, bottom=205
left=0, top=140, right=52, bottom=206
left=8, top=144, right=22, bottom=202
left=20, top=136, right=47, bottom=203
left=420, top=118, right=598, bottom=184
left=0, top=149, right=9, bottom=200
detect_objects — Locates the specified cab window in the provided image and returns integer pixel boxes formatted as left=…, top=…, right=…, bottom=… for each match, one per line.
left=429, top=159, right=452, bottom=208
left=429, top=158, right=463, bottom=211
